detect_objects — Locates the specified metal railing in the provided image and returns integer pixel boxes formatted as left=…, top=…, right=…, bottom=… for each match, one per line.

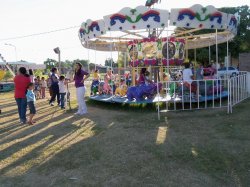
left=157, top=72, right=249, bottom=118
left=228, top=72, right=249, bottom=113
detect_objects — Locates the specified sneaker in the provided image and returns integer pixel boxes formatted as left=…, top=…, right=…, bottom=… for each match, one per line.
left=61, top=107, right=65, bottom=110
left=20, top=121, right=26, bottom=125
left=50, top=103, right=54, bottom=106
left=74, top=112, right=81, bottom=115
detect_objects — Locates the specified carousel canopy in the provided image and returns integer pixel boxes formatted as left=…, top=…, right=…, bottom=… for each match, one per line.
left=79, top=4, right=240, bottom=52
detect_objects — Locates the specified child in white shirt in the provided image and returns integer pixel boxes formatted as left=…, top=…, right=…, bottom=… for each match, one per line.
left=58, top=75, right=67, bottom=109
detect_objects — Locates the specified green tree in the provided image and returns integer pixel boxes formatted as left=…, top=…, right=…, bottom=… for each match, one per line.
left=105, top=58, right=118, bottom=68
left=3, top=71, right=13, bottom=82
left=34, top=70, right=43, bottom=77
left=43, top=58, right=57, bottom=72
left=220, top=5, right=250, bottom=57
left=72, top=59, right=88, bottom=67
left=117, top=52, right=128, bottom=68
left=176, top=5, right=250, bottom=63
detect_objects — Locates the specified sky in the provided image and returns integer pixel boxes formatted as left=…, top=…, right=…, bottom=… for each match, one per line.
left=0, top=0, right=249, bottom=65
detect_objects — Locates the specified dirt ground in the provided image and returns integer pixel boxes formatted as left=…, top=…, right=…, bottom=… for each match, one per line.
left=0, top=84, right=250, bottom=187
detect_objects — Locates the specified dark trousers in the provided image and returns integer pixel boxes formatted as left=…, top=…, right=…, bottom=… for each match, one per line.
left=49, top=84, right=60, bottom=104
left=16, top=98, right=27, bottom=122
left=60, top=93, right=66, bottom=108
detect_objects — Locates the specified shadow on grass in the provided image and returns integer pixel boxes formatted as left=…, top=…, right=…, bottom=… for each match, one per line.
left=87, top=98, right=157, bottom=113
left=0, top=113, right=91, bottom=174
left=0, top=97, right=249, bottom=186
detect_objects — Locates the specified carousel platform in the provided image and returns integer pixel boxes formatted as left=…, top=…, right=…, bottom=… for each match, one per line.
left=0, top=82, right=14, bottom=92
left=89, top=91, right=229, bottom=104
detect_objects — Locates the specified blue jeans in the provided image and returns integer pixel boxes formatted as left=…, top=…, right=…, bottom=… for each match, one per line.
left=16, top=98, right=27, bottom=122
left=60, top=93, right=66, bottom=108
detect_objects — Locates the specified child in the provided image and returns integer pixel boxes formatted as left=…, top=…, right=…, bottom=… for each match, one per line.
left=37, top=76, right=42, bottom=98
left=145, top=71, right=153, bottom=85
left=91, top=70, right=100, bottom=95
left=47, top=73, right=52, bottom=97
left=103, top=74, right=112, bottom=94
left=59, top=75, right=67, bottom=109
left=115, top=79, right=127, bottom=96
left=34, top=78, right=41, bottom=99
left=26, top=83, right=36, bottom=125
left=41, top=77, right=47, bottom=99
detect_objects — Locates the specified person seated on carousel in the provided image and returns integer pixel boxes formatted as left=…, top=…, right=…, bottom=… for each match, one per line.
left=115, top=79, right=128, bottom=97
left=90, top=69, right=100, bottom=95
left=195, top=63, right=204, bottom=81
left=98, top=81, right=105, bottom=95
left=194, top=63, right=204, bottom=98
left=163, top=72, right=170, bottom=81
left=145, top=71, right=153, bottom=85
left=103, top=74, right=112, bottom=95
left=182, top=63, right=197, bottom=93
left=125, top=72, right=132, bottom=86
left=137, top=68, right=147, bottom=85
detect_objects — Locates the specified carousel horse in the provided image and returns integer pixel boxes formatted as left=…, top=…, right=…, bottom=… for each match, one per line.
left=127, top=83, right=162, bottom=101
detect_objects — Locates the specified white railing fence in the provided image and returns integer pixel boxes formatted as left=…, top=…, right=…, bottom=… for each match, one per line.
left=228, top=72, right=249, bottom=113
left=157, top=71, right=249, bottom=118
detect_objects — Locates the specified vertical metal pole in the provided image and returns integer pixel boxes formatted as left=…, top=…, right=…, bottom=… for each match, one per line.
left=209, top=42, right=211, bottom=65
left=87, top=42, right=90, bottom=72
left=95, top=44, right=97, bottom=70
left=166, top=82, right=168, bottom=111
left=227, top=78, right=230, bottom=114
left=110, top=33, right=114, bottom=97
left=182, top=83, right=184, bottom=110
left=212, top=80, right=215, bottom=108
left=226, top=34, right=229, bottom=78
left=167, top=30, right=169, bottom=73
left=157, top=75, right=160, bottom=120
left=205, top=80, right=207, bottom=108
left=194, top=48, right=196, bottom=63
left=197, top=80, right=200, bottom=109
left=216, top=29, right=219, bottom=79
left=189, top=83, right=192, bottom=110
left=186, top=37, right=188, bottom=61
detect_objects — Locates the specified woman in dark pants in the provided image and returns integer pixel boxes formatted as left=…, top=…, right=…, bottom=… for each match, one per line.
left=14, top=67, right=31, bottom=124
left=49, top=67, right=60, bottom=106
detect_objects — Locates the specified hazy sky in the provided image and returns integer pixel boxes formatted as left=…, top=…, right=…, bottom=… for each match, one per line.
left=0, top=0, right=249, bottom=64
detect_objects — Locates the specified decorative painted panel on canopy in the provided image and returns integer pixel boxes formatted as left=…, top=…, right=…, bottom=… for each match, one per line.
left=226, top=13, right=240, bottom=34
left=170, top=4, right=227, bottom=29
left=104, top=6, right=169, bottom=31
left=128, top=38, right=185, bottom=67
left=79, top=19, right=106, bottom=42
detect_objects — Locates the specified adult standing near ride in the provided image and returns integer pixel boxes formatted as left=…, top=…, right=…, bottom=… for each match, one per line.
left=29, top=69, right=35, bottom=83
left=74, top=62, right=89, bottom=115
left=49, top=67, right=60, bottom=106
left=14, top=67, right=31, bottom=124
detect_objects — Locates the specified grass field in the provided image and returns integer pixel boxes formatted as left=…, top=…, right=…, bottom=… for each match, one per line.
left=0, top=85, right=250, bottom=187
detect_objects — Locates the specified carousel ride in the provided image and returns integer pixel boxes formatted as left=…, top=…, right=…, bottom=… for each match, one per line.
left=0, top=54, right=15, bottom=92
left=78, top=2, right=240, bottom=104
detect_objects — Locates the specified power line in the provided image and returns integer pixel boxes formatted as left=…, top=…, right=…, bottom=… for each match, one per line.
left=0, top=25, right=80, bottom=42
